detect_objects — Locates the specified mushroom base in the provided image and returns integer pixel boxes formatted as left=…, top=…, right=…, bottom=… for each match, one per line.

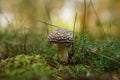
left=58, top=44, right=69, bottom=63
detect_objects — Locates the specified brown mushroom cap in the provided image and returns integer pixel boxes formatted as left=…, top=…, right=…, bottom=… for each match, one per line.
left=47, top=28, right=73, bottom=44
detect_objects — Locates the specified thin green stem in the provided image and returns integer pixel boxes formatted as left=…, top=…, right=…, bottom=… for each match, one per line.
left=100, top=54, right=120, bottom=65
left=82, top=0, right=87, bottom=34
left=109, top=19, right=112, bottom=37
left=44, top=1, right=51, bottom=35
left=37, top=20, right=61, bottom=28
left=37, top=20, right=77, bottom=33
left=90, top=0, right=106, bottom=38
left=72, top=12, right=77, bottom=57
left=73, top=12, right=77, bottom=41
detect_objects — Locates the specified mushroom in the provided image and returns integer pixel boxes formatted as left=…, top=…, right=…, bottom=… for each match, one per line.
left=47, top=28, right=73, bottom=63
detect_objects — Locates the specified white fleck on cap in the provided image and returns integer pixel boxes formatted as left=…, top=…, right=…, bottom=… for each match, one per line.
left=47, top=28, right=73, bottom=43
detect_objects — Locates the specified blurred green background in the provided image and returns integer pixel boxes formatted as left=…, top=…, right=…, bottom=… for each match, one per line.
left=0, top=0, right=120, bottom=39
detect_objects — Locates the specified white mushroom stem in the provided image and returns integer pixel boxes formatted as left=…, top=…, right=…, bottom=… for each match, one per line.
left=58, top=44, right=69, bottom=63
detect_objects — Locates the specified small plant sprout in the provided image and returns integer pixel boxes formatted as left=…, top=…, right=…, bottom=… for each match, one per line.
left=47, top=28, right=73, bottom=64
